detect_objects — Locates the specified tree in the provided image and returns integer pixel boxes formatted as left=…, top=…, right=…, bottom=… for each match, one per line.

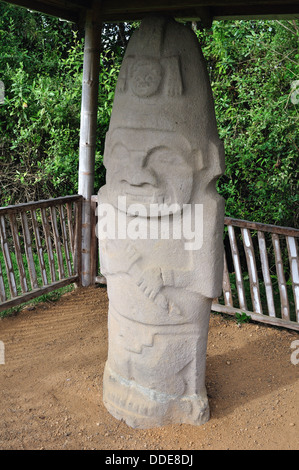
left=196, top=20, right=298, bottom=227
left=0, top=2, right=130, bottom=205
left=0, top=2, right=298, bottom=228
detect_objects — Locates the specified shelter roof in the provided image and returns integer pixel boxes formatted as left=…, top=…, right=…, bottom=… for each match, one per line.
left=3, top=0, right=299, bottom=25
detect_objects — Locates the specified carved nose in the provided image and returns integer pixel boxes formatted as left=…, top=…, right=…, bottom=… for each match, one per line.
left=125, top=151, right=157, bottom=187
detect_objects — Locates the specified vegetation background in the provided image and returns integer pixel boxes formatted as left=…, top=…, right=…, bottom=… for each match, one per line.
left=0, top=2, right=298, bottom=228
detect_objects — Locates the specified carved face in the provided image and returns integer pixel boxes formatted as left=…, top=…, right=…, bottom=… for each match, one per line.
left=130, top=58, right=162, bottom=97
left=104, top=128, right=194, bottom=215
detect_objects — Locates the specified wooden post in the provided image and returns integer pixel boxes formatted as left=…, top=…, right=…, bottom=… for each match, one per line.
left=78, top=4, right=102, bottom=286
left=241, top=228, right=263, bottom=314
left=272, top=233, right=290, bottom=320
left=90, top=195, right=98, bottom=285
left=222, top=251, right=233, bottom=307
left=257, top=230, right=276, bottom=317
left=286, top=236, right=299, bottom=322
left=227, top=225, right=247, bottom=311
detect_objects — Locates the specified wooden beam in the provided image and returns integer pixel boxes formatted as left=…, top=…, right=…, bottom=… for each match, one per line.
left=225, top=217, right=299, bottom=238
left=211, top=302, right=299, bottom=332
left=0, top=195, right=82, bottom=216
left=100, top=0, right=299, bottom=21
left=257, top=231, right=276, bottom=318
left=78, top=2, right=102, bottom=286
left=286, top=236, right=299, bottom=323
left=3, top=0, right=299, bottom=23
left=101, top=0, right=299, bottom=14
left=227, top=225, right=247, bottom=311
left=0, top=276, right=78, bottom=313
left=213, top=4, right=299, bottom=20
left=241, top=227, right=263, bottom=315
left=3, top=0, right=82, bottom=22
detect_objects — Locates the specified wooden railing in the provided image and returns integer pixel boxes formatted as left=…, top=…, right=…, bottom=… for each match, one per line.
left=1, top=194, right=298, bottom=333
left=0, top=195, right=82, bottom=313
left=91, top=195, right=299, bottom=332
left=212, top=217, right=299, bottom=331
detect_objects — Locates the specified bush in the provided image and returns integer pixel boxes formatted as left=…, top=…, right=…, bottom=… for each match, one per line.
left=197, top=20, right=298, bottom=227
left=0, top=2, right=122, bottom=205
left=0, top=4, right=298, bottom=228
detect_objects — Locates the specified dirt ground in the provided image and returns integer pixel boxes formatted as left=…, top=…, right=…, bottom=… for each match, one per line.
left=0, top=285, right=298, bottom=451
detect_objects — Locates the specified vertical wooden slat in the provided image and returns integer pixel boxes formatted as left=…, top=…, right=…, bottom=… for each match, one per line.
left=0, top=215, right=18, bottom=298
left=20, top=212, right=38, bottom=290
left=272, top=233, right=290, bottom=320
left=241, top=228, right=263, bottom=314
left=8, top=213, right=28, bottom=294
left=72, top=202, right=78, bottom=276
left=59, top=205, right=72, bottom=277
left=90, top=197, right=98, bottom=285
left=73, top=198, right=82, bottom=285
left=0, top=258, right=6, bottom=302
left=66, top=202, right=74, bottom=258
left=228, top=225, right=247, bottom=310
left=41, top=207, right=56, bottom=283
left=286, top=236, right=299, bottom=322
left=50, top=206, right=65, bottom=280
left=222, top=251, right=233, bottom=307
left=257, top=231, right=276, bottom=317
left=31, top=209, right=48, bottom=286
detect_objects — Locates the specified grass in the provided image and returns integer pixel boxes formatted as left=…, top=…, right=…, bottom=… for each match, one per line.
left=235, top=311, right=251, bottom=325
left=0, top=248, right=76, bottom=318
left=218, top=270, right=296, bottom=323
left=0, top=283, right=75, bottom=318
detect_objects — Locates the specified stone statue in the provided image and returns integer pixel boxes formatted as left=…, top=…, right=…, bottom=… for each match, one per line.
left=98, top=16, right=225, bottom=428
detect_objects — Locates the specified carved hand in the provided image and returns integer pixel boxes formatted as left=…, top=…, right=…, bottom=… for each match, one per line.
left=101, top=240, right=141, bottom=274
left=136, top=267, right=166, bottom=306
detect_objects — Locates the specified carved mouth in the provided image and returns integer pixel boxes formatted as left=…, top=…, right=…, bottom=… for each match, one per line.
left=124, top=191, right=171, bottom=206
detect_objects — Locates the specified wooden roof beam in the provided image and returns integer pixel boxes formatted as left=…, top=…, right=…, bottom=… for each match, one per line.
left=2, top=0, right=87, bottom=23
left=214, top=4, right=299, bottom=20
left=3, top=0, right=299, bottom=24
left=100, top=0, right=299, bottom=19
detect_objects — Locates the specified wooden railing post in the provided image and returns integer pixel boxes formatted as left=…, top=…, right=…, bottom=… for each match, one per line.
left=78, top=3, right=102, bottom=287
left=0, top=195, right=82, bottom=313
left=212, top=217, right=299, bottom=332
left=90, top=195, right=98, bottom=286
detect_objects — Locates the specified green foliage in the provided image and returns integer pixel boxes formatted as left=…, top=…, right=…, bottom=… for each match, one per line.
left=0, top=246, right=75, bottom=318
left=0, top=4, right=298, bottom=229
left=235, top=311, right=251, bottom=325
left=197, top=20, right=299, bottom=227
left=0, top=2, right=81, bottom=203
left=0, top=284, right=74, bottom=318
left=0, top=2, right=123, bottom=205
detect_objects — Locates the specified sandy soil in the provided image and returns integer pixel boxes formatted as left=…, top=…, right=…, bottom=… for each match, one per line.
left=0, top=286, right=298, bottom=451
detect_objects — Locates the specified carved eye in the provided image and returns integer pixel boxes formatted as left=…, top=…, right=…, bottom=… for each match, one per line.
left=110, top=143, right=129, bottom=164
left=148, top=147, right=186, bottom=166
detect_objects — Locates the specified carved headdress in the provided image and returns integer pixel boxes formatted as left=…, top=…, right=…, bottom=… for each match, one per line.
left=104, top=16, right=224, bottom=182
left=107, top=17, right=220, bottom=150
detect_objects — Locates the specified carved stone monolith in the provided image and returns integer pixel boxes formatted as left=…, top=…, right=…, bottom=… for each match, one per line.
left=98, top=16, right=225, bottom=428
